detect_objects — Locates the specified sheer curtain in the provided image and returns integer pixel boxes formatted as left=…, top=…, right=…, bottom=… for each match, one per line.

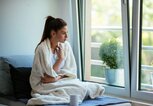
left=70, top=0, right=85, bottom=80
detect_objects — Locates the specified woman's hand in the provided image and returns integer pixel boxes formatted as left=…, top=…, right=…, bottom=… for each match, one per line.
left=55, top=43, right=64, bottom=61
left=53, top=43, right=64, bottom=71
left=58, top=74, right=69, bottom=78
left=41, top=73, right=62, bottom=83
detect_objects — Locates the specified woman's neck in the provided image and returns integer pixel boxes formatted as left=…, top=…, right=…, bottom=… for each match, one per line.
left=50, top=39, right=58, bottom=53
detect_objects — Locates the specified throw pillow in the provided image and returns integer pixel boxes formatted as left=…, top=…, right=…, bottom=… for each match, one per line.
left=0, top=58, right=14, bottom=96
left=9, top=65, right=32, bottom=99
left=3, top=55, right=34, bottom=68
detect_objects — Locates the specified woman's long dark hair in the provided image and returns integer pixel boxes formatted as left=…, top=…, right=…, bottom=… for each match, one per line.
left=36, top=16, right=67, bottom=50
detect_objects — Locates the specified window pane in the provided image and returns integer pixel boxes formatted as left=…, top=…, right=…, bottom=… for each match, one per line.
left=140, top=0, right=153, bottom=91
left=91, top=47, right=101, bottom=60
left=91, top=30, right=122, bottom=43
left=91, top=0, right=121, bottom=26
left=91, top=65, right=105, bottom=78
left=84, top=0, right=125, bottom=87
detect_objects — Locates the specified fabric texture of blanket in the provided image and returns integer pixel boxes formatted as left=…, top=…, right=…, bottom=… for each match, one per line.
left=27, top=38, right=105, bottom=105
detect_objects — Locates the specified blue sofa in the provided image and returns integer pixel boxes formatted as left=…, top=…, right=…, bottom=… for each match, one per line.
left=0, top=55, right=130, bottom=106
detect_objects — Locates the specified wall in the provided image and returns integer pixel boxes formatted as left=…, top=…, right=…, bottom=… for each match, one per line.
left=0, top=0, right=73, bottom=56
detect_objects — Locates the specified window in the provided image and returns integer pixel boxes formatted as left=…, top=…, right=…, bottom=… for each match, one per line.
left=131, top=0, right=153, bottom=102
left=140, top=0, right=153, bottom=92
left=83, top=0, right=153, bottom=103
left=84, top=0, right=130, bottom=96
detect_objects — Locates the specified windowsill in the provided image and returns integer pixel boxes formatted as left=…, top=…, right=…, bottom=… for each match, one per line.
left=87, top=76, right=153, bottom=91
left=89, top=76, right=106, bottom=83
left=104, top=92, right=153, bottom=105
left=86, top=76, right=125, bottom=87
left=83, top=77, right=153, bottom=104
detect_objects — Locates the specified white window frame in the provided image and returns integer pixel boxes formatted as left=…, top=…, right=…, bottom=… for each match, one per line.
left=131, top=0, right=153, bottom=103
left=84, top=0, right=130, bottom=97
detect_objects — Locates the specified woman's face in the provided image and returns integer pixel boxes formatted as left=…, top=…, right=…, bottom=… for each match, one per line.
left=54, top=26, right=68, bottom=43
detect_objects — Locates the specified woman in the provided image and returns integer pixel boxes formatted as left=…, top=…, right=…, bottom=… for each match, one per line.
left=27, top=16, right=105, bottom=105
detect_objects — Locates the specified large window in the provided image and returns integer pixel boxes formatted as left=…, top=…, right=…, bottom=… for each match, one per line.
left=85, top=0, right=124, bottom=87
left=84, top=0, right=153, bottom=103
left=84, top=0, right=130, bottom=97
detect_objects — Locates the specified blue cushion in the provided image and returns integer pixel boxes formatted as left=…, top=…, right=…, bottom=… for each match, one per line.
left=3, top=55, right=34, bottom=68
left=19, top=96, right=130, bottom=106
left=79, top=96, right=130, bottom=106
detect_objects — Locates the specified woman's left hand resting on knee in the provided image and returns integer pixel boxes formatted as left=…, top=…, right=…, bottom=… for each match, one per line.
left=41, top=73, right=68, bottom=83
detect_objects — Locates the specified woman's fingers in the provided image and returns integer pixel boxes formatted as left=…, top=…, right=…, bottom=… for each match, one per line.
left=55, top=43, right=64, bottom=60
left=55, top=46, right=60, bottom=51
left=58, top=74, right=68, bottom=78
left=59, top=43, right=62, bottom=50
left=55, top=44, right=62, bottom=52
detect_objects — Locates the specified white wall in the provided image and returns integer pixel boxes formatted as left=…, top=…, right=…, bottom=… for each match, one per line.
left=0, top=0, right=73, bottom=56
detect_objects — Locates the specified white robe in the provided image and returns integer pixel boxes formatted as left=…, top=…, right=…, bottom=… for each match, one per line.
left=27, top=38, right=105, bottom=105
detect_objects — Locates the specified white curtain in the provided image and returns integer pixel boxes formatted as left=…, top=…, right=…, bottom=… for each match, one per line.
left=70, top=0, right=85, bottom=80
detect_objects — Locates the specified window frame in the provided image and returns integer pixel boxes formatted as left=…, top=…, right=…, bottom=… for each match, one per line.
left=84, top=0, right=130, bottom=97
left=131, top=0, right=153, bottom=103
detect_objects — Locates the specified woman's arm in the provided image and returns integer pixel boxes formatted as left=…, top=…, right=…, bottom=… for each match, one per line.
left=41, top=73, right=62, bottom=83
left=60, top=41, right=77, bottom=78
left=53, top=59, right=63, bottom=72
left=41, top=73, right=68, bottom=83
left=53, top=43, right=64, bottom=72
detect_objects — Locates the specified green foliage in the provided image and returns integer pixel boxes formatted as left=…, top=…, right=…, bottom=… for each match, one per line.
left=99, top=38, right=123, bottom=69
left=91, top=65, right=105, bottom=78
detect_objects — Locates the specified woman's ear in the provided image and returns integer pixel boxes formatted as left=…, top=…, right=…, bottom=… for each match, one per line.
left=50, top=30, right=56, bottom=38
